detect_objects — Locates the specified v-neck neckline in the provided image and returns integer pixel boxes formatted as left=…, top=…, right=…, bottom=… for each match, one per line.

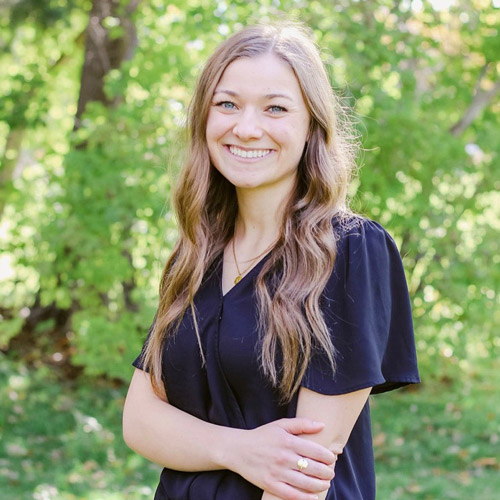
left=219, top=250, right=273, bottom=299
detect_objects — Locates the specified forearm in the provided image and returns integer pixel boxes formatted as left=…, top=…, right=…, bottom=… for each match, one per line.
left=124, top=369, right=334, bottom=500
left=123, top=370, right=240, bottom=471
left=296, top=387, right=371, bottom=454
left=260, top=386, right=373, bottom=500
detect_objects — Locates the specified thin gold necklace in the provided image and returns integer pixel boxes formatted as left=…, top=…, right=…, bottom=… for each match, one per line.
left=231, top=238, right=276, bottom=285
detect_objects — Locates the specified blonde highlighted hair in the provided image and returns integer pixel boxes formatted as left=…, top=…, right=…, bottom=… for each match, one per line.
left=141, top=21, right=358, bottom=403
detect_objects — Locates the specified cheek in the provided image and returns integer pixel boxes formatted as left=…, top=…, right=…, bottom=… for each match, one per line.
left=206, top=117, right=222, bottom=165
left=207, top=142, right=220, bottom=169
left=206, top=112, right=229, bottom=143
left=277, top=128, right=308, bottom=158
left=272, top=118, right=308, bottom=146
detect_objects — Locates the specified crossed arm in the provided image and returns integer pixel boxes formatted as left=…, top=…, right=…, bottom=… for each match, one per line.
left=122, top=368, right=371, bottom=500
left=261, top=386, right=371, bottom=500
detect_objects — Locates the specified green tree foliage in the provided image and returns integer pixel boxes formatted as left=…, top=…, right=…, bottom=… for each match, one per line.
left=1, top=0, right=498, bottom=382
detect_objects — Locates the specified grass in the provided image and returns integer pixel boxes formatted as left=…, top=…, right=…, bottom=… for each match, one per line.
left=0, top=359, right=160, bottom=500
left=372, top=359, right=500, bottom=499
left=1, top=355, right=499, bottom=500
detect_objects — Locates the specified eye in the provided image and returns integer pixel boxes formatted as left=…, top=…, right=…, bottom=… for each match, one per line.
left=267, top=105, right=287, bottom=114
left=214, top=101, right=237, bottom=110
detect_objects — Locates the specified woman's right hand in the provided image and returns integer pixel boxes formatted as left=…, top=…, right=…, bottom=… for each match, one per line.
left=227, top=418, right=336, bottom=500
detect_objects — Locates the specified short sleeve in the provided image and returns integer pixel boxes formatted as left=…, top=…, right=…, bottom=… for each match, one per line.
left=301, top=217, right=420, bottom=395
left=132, top=318, right=155, bottom=372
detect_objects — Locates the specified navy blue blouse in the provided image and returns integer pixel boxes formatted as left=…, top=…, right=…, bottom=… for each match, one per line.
left=133, top=216, right=420, bottom=500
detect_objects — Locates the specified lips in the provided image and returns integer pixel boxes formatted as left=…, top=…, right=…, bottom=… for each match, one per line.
left=227, top=145, right=273, bottom=159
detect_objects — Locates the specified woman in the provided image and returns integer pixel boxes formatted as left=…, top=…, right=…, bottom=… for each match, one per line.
left=123, top=22, right=420, bottom=500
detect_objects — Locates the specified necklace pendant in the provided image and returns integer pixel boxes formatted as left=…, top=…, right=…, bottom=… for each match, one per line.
left=234, top=275, right=242, bottom=285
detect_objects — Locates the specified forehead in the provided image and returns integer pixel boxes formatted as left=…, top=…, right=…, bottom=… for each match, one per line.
left=214, top=53, right=303, bottom=99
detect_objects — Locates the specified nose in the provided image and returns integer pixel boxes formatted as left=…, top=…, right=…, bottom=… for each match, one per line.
left=232, top=108, right=263, bottom=141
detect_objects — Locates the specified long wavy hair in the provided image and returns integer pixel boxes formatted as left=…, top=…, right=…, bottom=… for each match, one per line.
left=141, top=21, right=358, bottom=403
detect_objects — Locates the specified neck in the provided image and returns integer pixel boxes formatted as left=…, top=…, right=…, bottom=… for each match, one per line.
left=234, top=184, right=292, bottom=245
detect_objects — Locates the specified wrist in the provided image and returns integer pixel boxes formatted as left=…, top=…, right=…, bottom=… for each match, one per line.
left=211, top=425, right=246, bottom=471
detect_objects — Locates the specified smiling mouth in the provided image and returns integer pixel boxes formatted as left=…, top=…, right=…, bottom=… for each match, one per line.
left=227, top=145, right=273, bottom=159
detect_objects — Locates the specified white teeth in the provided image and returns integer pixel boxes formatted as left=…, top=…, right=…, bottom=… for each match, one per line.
left=229, top=146, right=271, bottom=158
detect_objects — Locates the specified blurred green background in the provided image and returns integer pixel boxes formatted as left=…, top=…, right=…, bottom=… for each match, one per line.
left=1, top=0, right=499, bottom=499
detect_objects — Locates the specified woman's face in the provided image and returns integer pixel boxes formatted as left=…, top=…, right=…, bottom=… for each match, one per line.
left=206, top=53, right=310, bottom=198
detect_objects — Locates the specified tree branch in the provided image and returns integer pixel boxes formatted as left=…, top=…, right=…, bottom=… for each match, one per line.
left=449, top=63, right=500, bottom=136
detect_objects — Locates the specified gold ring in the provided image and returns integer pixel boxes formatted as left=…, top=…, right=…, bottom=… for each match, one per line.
left=297, top=458, right=309, bottom=471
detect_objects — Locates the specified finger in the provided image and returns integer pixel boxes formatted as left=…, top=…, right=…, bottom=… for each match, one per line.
left=294, top=439, right=336, bottom=465
left=281, top=468, right=331, bottom=494
left=293, top=457, right=335, bottom=481
left=277, top=417, right=325, bottom=435
left=329, top=443, right=344, bottom=455
left=270, top=481, right=324, bottom=500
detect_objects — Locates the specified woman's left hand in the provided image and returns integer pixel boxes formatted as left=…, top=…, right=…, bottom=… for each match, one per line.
left=222, top=417, right=336, bottom=500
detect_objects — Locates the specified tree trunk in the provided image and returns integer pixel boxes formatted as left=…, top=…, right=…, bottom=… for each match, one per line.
left=74, top=0, right=140, bottom=129
left=0, top=127, right=25, bottom=219
left=7, top=0, right=141, bottom=372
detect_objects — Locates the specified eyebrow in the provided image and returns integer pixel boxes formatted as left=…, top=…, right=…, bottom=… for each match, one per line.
left=213, top=89, right=294, bottom=101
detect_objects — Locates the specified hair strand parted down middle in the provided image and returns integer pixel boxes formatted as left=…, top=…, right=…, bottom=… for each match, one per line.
left=141, top=21, right=359, bottom=404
